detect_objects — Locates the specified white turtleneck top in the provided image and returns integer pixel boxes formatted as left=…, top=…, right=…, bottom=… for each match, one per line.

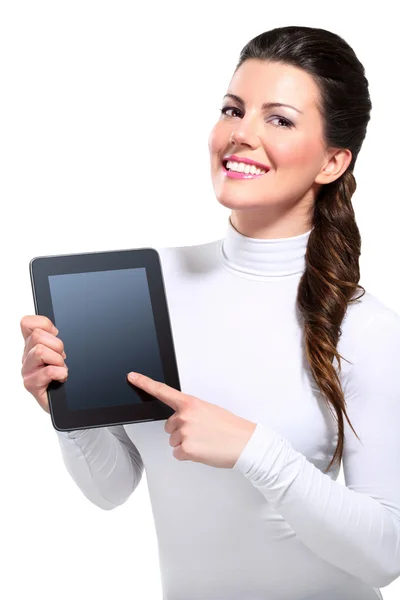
left=56, top=217, right=400, bottom=600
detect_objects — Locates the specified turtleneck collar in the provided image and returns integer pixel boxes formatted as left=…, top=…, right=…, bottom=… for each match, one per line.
left=218, top=216, right=313, bottom=279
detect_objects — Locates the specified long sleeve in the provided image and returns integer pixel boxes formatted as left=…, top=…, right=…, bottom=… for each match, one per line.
left=233, top=309, right=400, bottom=589
left=56, top=425, right=144, bottom=510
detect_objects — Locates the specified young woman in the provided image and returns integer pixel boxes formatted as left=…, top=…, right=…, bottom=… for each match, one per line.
left=20, top=25, right=400, bottom=600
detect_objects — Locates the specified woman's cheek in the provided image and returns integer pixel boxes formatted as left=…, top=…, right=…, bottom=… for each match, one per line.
left=276, top=141, right=318, bottom=168
left=208, top=124, right=223, bottom=154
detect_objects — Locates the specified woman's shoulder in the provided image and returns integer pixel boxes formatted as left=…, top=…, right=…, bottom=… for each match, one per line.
left=338, top=289, right=400, bottom=373
left=344, top=289, right=400, bottom=331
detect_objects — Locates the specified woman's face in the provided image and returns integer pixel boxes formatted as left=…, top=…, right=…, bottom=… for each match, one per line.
left=208, top=59, right=350, bottom=237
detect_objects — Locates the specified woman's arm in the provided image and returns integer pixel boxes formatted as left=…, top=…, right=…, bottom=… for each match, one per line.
left=233, top=309, right=400, bottom=589
left=56, top=424, right=144, bottom=510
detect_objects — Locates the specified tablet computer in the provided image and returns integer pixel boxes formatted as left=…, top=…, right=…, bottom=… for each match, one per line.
left=29, top=247, right=179, bottom=431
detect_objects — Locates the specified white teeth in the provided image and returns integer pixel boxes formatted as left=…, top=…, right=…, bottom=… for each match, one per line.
left=225, top=160, right=267, bottom=175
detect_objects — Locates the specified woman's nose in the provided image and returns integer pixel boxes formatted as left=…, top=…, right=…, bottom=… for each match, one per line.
left=229, top=119, right=261, bottom=147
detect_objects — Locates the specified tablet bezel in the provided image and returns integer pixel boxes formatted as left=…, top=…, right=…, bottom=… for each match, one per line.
left=29, top=247, right=179, bottom=431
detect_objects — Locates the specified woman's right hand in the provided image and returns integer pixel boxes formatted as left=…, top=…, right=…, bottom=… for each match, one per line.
left=20, top=315, right=68, bottom=414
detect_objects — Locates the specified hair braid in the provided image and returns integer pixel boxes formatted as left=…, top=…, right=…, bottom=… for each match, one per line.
left=297, top=170, right=365, bottom=473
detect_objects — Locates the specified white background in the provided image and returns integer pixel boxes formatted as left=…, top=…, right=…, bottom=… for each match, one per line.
left=1, top=1, right=399, bottom=598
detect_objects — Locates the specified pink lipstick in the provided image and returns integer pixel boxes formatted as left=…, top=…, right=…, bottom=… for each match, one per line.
left=222, top=159, right=270, bottom=180
left=223, top=154, right=270, bottom=170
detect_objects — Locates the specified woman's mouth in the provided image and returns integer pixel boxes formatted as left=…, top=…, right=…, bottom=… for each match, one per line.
left=221, top=159, right=270, bottom=180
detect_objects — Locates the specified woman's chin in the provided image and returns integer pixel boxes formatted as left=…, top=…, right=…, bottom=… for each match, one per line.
left=214, top=193, right=267, bottom=210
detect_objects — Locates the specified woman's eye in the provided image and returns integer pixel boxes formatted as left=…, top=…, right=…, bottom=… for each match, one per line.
left=219, top=106, right=293, bottom=129
left=220, top=107, right=242, bottom=118
left=270, top=116, right=293, bottom=129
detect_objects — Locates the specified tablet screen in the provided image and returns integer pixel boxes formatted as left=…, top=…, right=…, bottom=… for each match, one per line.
left=49, top=267, right=164, bottom=411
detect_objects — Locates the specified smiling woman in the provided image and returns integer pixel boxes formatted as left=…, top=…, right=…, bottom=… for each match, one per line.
left=21, top=24, right=398, bottom=600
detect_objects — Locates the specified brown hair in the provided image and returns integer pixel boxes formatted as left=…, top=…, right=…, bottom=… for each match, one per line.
left=234, top=26, right=372, bottom=473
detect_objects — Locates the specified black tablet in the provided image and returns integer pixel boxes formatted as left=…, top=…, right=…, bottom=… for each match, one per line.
left=29, top=247, right=179, bottom=431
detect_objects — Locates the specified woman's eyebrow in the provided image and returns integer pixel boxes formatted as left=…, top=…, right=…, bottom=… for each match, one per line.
left=222, top=93, right=303, bottom=115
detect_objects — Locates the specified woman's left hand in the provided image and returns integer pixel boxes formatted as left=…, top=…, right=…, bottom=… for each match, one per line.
left=127, top=371, right=257, bottom=469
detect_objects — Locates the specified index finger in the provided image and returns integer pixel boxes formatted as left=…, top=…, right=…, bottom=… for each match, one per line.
left=20, top=315, right=59, bottom=341
left=129, top=373, right=183, bottom=411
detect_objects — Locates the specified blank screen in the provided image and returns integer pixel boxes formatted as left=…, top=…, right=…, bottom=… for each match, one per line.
left=48, top=267, right=165, bottom=411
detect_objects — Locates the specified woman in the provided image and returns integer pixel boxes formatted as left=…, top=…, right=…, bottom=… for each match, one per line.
left=20, top=26, right=400, bottom=600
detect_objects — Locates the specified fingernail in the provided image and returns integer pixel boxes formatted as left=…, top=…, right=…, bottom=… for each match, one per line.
left=53, top=327, right=59, bottom=335
left=128, top=372, right=138, bottom=380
